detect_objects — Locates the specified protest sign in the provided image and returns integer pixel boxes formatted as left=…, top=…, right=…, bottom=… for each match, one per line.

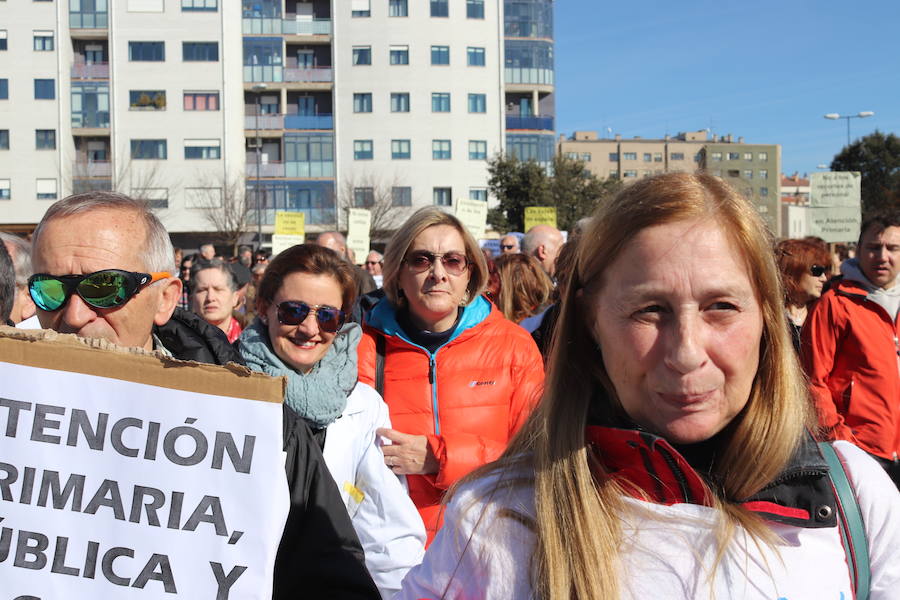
left=524, top=206, right=557, bottom=232
left=271, top=234, right=304, bottom=257
left=274, top=211, right=305, bottom=236
left=808, top=171, right=862, bottom=242
left=810, top=172, right=862, bottom=208
left=346, top=208, right=372, bottom=264
left=455, top=198, right=488, bottom=239
left=0, top=328, right=288, bottom=599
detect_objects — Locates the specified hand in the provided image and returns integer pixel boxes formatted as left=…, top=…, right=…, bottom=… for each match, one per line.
left=377, top=428, right=439, bottom=475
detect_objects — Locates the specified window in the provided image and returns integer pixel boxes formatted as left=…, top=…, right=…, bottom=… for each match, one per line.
left=469, top=140, right=487, bottom=160
left=431, top=92, right=450, bottom=112
left=582, top=153, right=592, bottom=162
left=391, top=186, right=411, bottom=206
left=183, top=91, right=219, bottom=110
left=758, top=152, right=768, bottom=161
left=184, top=139, right=221, bottom=159
left=33, top=30, right=54, bottom=51
left=353, top=140, right=373, bottom=160
left=0, top=31, right=6, bottom=51
left=353, top=187, right=374, bottom=208
left=36, top=129, right=56, bottom=149
left=0, top=79, right=7, bottom=100
left=129, top=41, right=165, bottom=61
left=0, top=179, right=9, bottom=200
left=623, top=170, right=637, bottom=178
left=0, top=130, right=8, bottom=150
left=760, top=187, right=769, bottom=197
left=353, top=93, right=372, bottom=113
left=351, top=0, right=370, bottom=17
left=391, top=139, right=411, bottom=159
left=622, top=152, right=636, bottom=160
left=743, top=152, right=753, bottom=161
left=469, top=188, right=487, bottom=202
left=390, top=92, right=410, bottom=113
left=643, top=153, right=651, bottom=162
left=131, top=139, right=167, bottom=159
left=132, top=188, right=168, bottom=209
left=389, top=45, right=409, bottom=65
left=609, top=153, right=619, bottom=161
left=727, top=152, right=740, bottom=160
left=431, top=45, right=449, bottom=65
left=182, top=0, right=218, bottom=10
left=467, top=47, right=485, bottom=66
left=352, top=46, right=371, bottom=65
left=34, top=79, right=55, bottom=99
left=467, top=0, right=484, bottom=19
left=430, top=0, right=448, bottom=17
left=609, top=170, right=619, bottom=179
left=433, top=139, right=451, bottom=160
left=670, top=152, right=684, bottom=160
left=183, top=42, right=218, bottom=61
left=389, top=0, right=407, bottom=17
left=467, top=93, right=486, bottom=113
left=743, top=170, right=753, bottom=179
left=710, top=152, right=722, bottom=162
left=727, top=169, right=740, bottom=178
left=36, top=179, right=57, bottom=200
left=654, top=152, right=663, bottom=163
left=129, top=90, right=166, bottom=110
left=565, top=152, right=578, bottom=159
left=433, top=187, right=451, bottom=206
left=759, top=169, right=768, bottom=179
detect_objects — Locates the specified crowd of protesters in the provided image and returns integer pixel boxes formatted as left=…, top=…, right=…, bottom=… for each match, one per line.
left=2, top=173, right=899, bottom=598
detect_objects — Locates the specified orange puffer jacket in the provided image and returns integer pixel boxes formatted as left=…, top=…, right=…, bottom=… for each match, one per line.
left=358, top=296, right=544, bottom=544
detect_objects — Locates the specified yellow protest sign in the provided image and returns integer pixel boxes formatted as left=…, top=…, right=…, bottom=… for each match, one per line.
left=274, top=211, right=305, bottom=236
left=524, top=206, right=557, bottom=232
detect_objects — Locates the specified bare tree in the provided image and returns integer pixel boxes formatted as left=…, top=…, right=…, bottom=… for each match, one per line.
left=335, top=172, right=411, bottom=240
left=194, top=172, right=255, bottom=256
left=113, top=154, right=174, bottom=209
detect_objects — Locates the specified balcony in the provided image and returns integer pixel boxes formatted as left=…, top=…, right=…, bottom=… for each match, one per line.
left=72, top=160, right=112, bottom=178
left=246, top=161, right=285, bottom=178
left=70, top=12, right=108, bottom=29
left=244, top=66, right=283, bottom=83
left=242, top=17, right=331, bottom=35
left=72, top=111, right=110, bottom=129
left=245, top=114, right=285, bottom=130
left=506, top=115, right=554, bottom=131
left=283, top=67, right=333, bottom=83
left=504, top=67, right=555, bottom=86
left=285, top=114, right=333, bottom=130
left=71, top=62, right=109, bottom=80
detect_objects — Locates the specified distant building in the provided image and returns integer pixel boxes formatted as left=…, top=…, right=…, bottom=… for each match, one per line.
left=559, top=130, right=782, bottom=235
left=781, top=172, right=810, bottom=204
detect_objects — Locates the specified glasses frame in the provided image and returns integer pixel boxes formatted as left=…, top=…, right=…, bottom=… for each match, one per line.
left=403, top=250, right=470, bottom=276
left=810, top=264, right=827, bottom=277
left=28, top=269, right=171, bottom=311
left=275, top=300, right=347, bottom=333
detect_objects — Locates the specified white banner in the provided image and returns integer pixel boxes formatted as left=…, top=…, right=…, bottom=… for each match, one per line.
left=807, top=206, right=862, bottom=243
left=454, top=198, right=488, bottom=240
left=347, top=208, right=372, bottom=265
left=810, top=171, right=861, bottom=208
left=0, top=362, right=288, bottom=599
left=271, top=233, right=304, bottom=258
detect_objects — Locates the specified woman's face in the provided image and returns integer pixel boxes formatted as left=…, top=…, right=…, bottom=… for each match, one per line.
left=264, top=272, right=343, bottom=374
left=799, top=266, right=828, bottom=303
left=399, top=225, right=471, bottom=332
left=589, top=217, right=764, bottom=444
left=191, top=268, right=238, bottom=327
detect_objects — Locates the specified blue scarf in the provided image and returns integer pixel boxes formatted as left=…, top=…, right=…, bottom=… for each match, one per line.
left=238, top=317, right=360, bottom=429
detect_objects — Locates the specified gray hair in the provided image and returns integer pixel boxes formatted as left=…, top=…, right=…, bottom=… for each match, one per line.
left=0, top=232, right=33, bottom=287
left=32, top=192, right=176, bottom=274
left=190, top=259, right=238, bottom=293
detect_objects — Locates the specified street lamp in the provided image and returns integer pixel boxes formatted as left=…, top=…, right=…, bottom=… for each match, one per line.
left=251, top=83, right=268, bottom=251
left=823, top=111, right=874, bottom=146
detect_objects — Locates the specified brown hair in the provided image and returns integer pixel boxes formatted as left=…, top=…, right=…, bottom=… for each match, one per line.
left=382, top=207, right=489, bottom=308
left=256, top=244, right=357, bottom=313
left=775, top=238, right=831, bottom=307
left=493, top=254, right=552, bottom=323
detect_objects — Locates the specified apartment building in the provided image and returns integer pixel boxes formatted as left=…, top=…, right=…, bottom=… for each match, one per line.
left=559, top=130, right=782, bottom=234
left=0, top=1, right=554, bottom=243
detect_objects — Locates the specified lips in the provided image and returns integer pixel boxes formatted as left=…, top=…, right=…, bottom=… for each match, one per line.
left=656, top=391, right=715, bottom=406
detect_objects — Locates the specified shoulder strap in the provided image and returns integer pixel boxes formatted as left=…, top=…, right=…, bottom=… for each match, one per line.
left=375, top=333, right=386, bottom=397
left=820, top=441, right=870, bottom=600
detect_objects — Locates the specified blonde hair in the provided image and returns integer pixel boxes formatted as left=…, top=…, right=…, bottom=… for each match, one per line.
left=458, top=172, right=813, bottom=598
left=493, top=254, right=552, bottom=323
left=382, top=207, right=489, bottom=308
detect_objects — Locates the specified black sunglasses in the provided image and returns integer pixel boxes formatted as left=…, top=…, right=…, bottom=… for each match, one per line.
left=500, top=244, right=516, bottom=250
left=29, top=269, right=170, bottom=311
left=810, top=265, right=827, bottom=277
left=275, top=300, right=346, bottom=333
left=404, top=251, right=469, bottom=276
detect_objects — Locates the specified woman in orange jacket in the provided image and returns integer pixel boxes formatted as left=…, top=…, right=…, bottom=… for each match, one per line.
left=357, top=207, right=545, bottom=544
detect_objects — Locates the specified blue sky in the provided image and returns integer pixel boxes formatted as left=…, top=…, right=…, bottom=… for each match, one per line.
left=555, top=0, right=900, bottom=176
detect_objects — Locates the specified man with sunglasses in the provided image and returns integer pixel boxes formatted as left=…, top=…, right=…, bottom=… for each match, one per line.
left=498, top=234, right=520, bottom=255
left=803, top=214, right=900, bottom=489
left=29, top=192, right=381, bottom=598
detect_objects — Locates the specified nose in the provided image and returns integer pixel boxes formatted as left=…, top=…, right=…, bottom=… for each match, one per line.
left=428, top=257, right=449, bottom=280
left=58, top=293, right=98, bottom=332
left=664, top=313, right=708, bottom=374
left=296, top=309, right=321, bottom=336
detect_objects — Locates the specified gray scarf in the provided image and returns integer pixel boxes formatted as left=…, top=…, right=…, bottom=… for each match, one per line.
left=238, top=317, right=360, bottom=428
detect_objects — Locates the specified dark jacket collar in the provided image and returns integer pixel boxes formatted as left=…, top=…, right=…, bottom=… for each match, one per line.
left=585, top=426, right=838, bottom=529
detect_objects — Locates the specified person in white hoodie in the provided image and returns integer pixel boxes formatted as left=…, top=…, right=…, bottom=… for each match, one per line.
left=238, top=243, right=425, bottom=598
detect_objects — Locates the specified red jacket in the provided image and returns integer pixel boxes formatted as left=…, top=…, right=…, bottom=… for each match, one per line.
left=802, top=278, right=900, bottom=460
left=358, top=296, right=544, bottom=543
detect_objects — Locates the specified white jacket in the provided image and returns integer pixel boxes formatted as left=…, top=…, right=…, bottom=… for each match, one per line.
left=396, top=441, right=900, bottom=599
left=324, top=382, right=426, bottom=599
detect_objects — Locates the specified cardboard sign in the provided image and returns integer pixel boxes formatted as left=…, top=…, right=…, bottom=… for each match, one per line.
left=807, top=206, right=861, bottom=243
left=346, top=209, right=372, bottom=265
left=524, top=206, right=557, bottom=232
left=810, top=172, right=862, bottom=208
left=274, top=211, right=305, bottom=236
left=0, top=329, right=289, bottom=599
left=808, top=171, right=862, bottom=242
left=270, top=234, right=304, bottom=258
left=455, top=198, right=488, bottom=239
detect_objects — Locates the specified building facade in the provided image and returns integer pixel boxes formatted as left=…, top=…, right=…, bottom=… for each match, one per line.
left=0, top=1, right=553, bottom=244
left=559, top=130, right=782, bottom=234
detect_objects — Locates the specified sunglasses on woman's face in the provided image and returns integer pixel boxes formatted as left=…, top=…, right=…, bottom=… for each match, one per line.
left=275, top=300, right=346, bottom=333
left=28, top=270, right=170, bottom=311
left=404, top=251, right=469, bottom=276
left=810, top=265, right=827, bottom=277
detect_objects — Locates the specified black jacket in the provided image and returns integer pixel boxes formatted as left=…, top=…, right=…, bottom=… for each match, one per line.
left=154, top=309, right=380, bottom=599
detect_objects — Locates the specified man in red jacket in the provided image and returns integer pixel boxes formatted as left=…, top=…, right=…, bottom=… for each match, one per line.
left=803, top=214, right=900, bottom=488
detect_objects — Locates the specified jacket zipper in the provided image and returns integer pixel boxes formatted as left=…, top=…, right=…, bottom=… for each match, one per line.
left=429, top=356, right=440, bottom=436
left=657, top=445, right=694, bottom=503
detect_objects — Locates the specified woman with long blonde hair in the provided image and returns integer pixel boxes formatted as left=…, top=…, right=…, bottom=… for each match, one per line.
left=397, top=173, right=900, bottom=599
